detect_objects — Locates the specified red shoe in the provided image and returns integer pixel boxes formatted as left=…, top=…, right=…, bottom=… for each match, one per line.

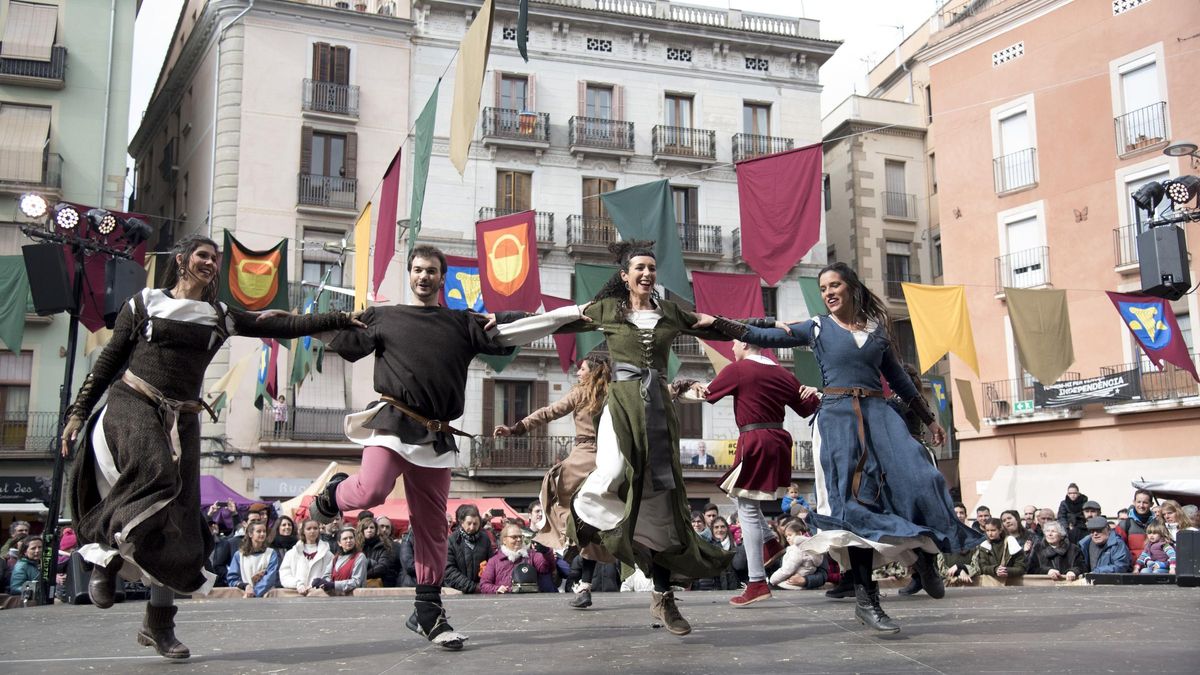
left=762, top=538, right=785, bottom=566
left=730, top=580, right=772, bottom=607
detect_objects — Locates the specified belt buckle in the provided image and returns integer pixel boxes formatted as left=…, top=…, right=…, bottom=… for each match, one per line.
left=426, top=420, right=444, bottom=433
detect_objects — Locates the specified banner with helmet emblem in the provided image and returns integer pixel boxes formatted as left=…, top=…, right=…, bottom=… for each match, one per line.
left=475, top=210, right=541, bottom=312
left=218, top=230, right=289, bottom=311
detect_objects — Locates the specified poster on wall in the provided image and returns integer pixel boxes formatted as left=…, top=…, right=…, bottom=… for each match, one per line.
left=1033, top=369, right=1142, bottom=407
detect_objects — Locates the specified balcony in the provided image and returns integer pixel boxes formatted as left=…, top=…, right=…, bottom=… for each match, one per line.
left=477, top=207, right=554, bottom=248
left=302, top=79, right=360, bottom=118
left=0, top=411, right=59, bottom=459
left=995, top=246, right=1049, bottom=294
left=677, top=222, right=722, bottom=260
left=882, top=191, right=917, bottom=221
left=0, top=148, right=62, bottom=196
left=566, top=215, right=619, bottom=256
left=259, top=406, right=354, bottom=443
left=1115, top=102, right=1167, bottom=157
left=992, top=148, right=1038, bottom=194
left=297, top=173, right=357, bottom=212
left=286, top=281, right=355, bottom=313
left=470, top=435, right=574, bottom=476
left=652, top=125, right=716, bottom=164
left=1100, top=354, right=1200, bottom=409
left=481, top=107, right=550, bottom=150
left=568, top=116, right=634, bottom=157
left=0, top=44, right=67, bottom=88
left=672, top=334, right=704, bottom=357
left=982, top=373, right=1082, bottom=422
left=1112, top=224, right=1140, bottom=270
left=884, top=272, right=914, bottom=300
left=731, top=133, right=793, bottom=162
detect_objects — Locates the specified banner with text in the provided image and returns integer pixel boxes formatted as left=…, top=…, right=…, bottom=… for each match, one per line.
left=1033, top=369, right=1142, bottom=407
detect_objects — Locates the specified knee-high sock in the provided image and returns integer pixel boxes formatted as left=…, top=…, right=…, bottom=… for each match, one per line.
left=849, top=546, right=875, bottom=587
left=651, top=562, right=671, bottom=593
left=149, top=583, right=174, bottom=608
left=737, top=497, right=769, bottom=582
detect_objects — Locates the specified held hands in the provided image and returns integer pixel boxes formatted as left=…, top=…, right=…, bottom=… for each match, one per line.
left=349, top=311, right=367, bottom=328
left=691, top=312, right=716, bottom=329
left=996, top=565, right=1008, bottom=578
left=493, top=424, right=514, bottom=437
left=690, top=382, right=709, bottom=399
left=61, top=415, right=83, bottom=458
left=798, top=385, right=821, bottom=401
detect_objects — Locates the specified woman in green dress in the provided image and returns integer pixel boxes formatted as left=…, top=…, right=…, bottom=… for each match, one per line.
left=568, top=241, right=752, bottom=636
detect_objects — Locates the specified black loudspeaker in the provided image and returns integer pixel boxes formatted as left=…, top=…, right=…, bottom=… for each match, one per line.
left=104, top=257, right=146, bottom=328
left=63, top=551, right=126, bottom=605
left=21, top=243, right=75, bottom=315
left=1137, top=225, right=1191, bottom=300
left=1177, top=529, right=1199, bottom=587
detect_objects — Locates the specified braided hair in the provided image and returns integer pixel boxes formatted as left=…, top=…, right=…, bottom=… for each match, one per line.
left=817, top=262, right=892, bottom=339
left=592, top=240, right=660, bottom=319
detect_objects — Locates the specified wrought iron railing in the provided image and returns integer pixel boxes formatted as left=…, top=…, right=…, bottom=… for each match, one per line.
left=0, top=411, right=59, bottom=458
left=0, top=148, right=62, bottom=188
left=672, top=334, right=703, bottom=356
left=1114, top=102, right=1167, bottom=155
left=476, top=207, right=554, bottom=244
left=286, top=281, right=355, bottom=312
left=652, top=125, right=716, bottom=160
left=302, top=79, right=360, bottom=116
left=1100, top=354, right=1200, bottom=403
left=677, top=222, right=722, bottom=255
left=731, top=133, right=793, bottom=161
left=882, top=191, right=916, bottom=220
left=568, top=116, right=634, bottom=152
left=732, top=228, right=743, bottom=259
left=981, top=372, right=1082, bottom=420
left=0, top=44, right=67, bottom=82
left=260, top=406, right=353, bottom=442
left=884, top=272, right=914, bottom=300
left=1112, top=224, right=1140, bottom=268
left=995, top=246, right=1049, bottom=292
left=992, top=147, right=1037, bottom=193
left=567, top=215, right=618, bottom=248
left=297, top=173, right=357, bottom=209
left=470, top=435, right=574, bottom=469
left=482, top=107, right=550, bottom=143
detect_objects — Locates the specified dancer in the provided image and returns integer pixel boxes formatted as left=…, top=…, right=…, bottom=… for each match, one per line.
left=697, top=338, right=819, bottom=606
left=63, top=235, right=358, bottom=658
left=311, top=244, right=587, bottom=650
left=569, top=241, right=765, bottom=636
left=493, top=352, right=617, bottom=610
left=711, top=262, right=983, bottom=633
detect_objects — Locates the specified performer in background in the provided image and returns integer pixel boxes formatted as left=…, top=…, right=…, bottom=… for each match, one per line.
left=698, top=339, right=820, bottom=606
left=63, top=235, right=359, bottom=659
left=493, top=352, right=617, bottom=610
left=706, top=262, right=982, bottom=633
left=312, top=245, right=586, bottom=651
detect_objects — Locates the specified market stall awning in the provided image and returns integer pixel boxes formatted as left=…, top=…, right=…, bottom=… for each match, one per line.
left=292, top=495, right=519, bottom=533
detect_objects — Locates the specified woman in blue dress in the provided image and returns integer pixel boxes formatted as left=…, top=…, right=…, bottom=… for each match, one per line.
left=703, top=263, right=982, bottom=633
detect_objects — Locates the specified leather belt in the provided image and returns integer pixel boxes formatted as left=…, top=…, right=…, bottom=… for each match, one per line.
left=738, top=422, right=783, bottom=433
left=574, top=435, right=596, bottom=445
left=381, top=394, right=474, bottom=439
left=824, top=387, right=884, bottom=506
left=122, top=370, right=217, bottom=423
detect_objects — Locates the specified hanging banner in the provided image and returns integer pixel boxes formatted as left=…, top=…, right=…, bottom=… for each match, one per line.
left=219, top=231, right=288, bottom=312
left=735, top=143, right=823, bottom=285
left=1034, top=369, right=1142, bottom=407
left=476, top=209, right=541, bottom=312
left=440, top=254, right=519, bottom=373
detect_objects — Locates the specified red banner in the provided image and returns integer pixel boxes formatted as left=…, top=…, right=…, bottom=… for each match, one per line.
left=371, top=149, right=402, bottom=301
left=475, top=210, right=541, bottom=312
left=735, top=143, right=823, bottom=285
left=691, top=271, right=773, bottom=363
left=541, top=294, right=576, bottom=373
left=1107, top=291, right=1199, bottom=383
left=62, top=205, right=149, bottom=332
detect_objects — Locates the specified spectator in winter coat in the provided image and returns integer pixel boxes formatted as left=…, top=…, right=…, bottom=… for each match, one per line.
left=7, top=536, right=41, bottom=595
left=313, top=527, right=366, bottom=596
left=357, top=518, right=398, bottom=587
left=1134, top=523, right=1177, bottom=574
left=1057, top=483, right=1088, bottom=535
left=972, top=505, right=991, bottom=533
left=268, top=516, right=298, bottom=559
left=1027, top=520, right=1084, bottom=581
left=1156, top=500, right=1189, bottom=542
left=444, top=506, right=493, bottom=594
left=937, top=548, right=979, bottom=587
left=1080, top=517, right=1132, bottom=574
left=769, top=521, right=821, bottom=590
left=397, top=530, right=417, bottom=587
left=693, top=517, right=742, bottom=591
left=1068, top=501, right=1103, bottom=547
left=1116, top=489, right=1158, bottom=562
left=227, top=522, right=280, bottom=597
left=568, top=556, right=621, bottom=592
left=780, top=482, right=809, bottom=516
left=973, top=518, right=1026, bottom=585
left=279, top=519, right=333, bottom=595
left=479, top=524, right=552, bottom=594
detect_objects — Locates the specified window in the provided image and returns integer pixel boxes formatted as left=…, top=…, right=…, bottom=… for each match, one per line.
left=891, top=320, right=918, bottom=369
left=499, top=74, right=528, bottom=111
left=673, top=186, right=699, bottom=251
left=925, top=85, right=933, bottom=124
left=0, top=2, right=58, bottom=61
left=582, top=177, right=615, bottom=222
left=1116, top=54, right=1165, bottom=152
left=929, top=153, right=937, bottom=194
left=932, top=234, right=943, bottom=278
left=823, top=173, right=831, bottom=211
left=761, top=287, right=778, bottom=319
left=312, top=43, right=350, bottom=85
left=0, top=103, right=51, bottom=183
left=310, top=132, right=347, bottom=177
left=1002, top=212, right=1046, bottom=288
left=884, top=160, right=910, bottom=218
left=492, top=380, right=532, bottom=430
left=885, top=241, right=911, bottom=299
left=585, top=84, right=614, bottom=119
left=0, top=351, right=33, bottom=451
left=497, top=170, right=532, bottom=212
left=665, top=94, right=693, bottom=128
left=666, top=47, right=692, bottom=62
left=743, top=103, right=770, bottom=137
left=993, top=101, right=1037, bottom=192
left=674, top=399, right=703, bottom=439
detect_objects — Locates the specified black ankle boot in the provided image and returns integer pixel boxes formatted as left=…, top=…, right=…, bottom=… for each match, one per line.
left=312, top=473, right=348, bottom=523
left=825, top=573, right=855, bottom=599
left=854, top=583, right=900, bottom=633
left=898, top=575, right=923, bottom=596
left=406, top=597, right=467, bottom=650
left=88, top=557, right=123, bottom=609
left=137, top=604, right=190, bottom=659
left=913, top=550, right=945, bottom=599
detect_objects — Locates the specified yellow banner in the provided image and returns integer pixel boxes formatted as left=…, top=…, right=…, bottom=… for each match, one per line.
left=902, top=283, right=979, bottom=375
left=449, top=0, right=495, bottom=174
left=354, top=202, right=372, bottom=311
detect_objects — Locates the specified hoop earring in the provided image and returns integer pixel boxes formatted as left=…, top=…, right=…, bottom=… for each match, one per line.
left=624, top=282, right=631, bottom=291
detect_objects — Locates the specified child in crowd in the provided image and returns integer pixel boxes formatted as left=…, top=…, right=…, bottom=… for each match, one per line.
left=769, top=521, right=820, bottom=590
left=1134, top=523, right=1177, bottom=574
left=973, top=517, right=1025, bottom=586
left=780, top=482, right=809, bottom=515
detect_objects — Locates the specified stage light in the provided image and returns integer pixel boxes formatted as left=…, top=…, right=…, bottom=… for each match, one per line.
left=18, top=193, right=47, bottom=219
left=52, top=203, right=79, bottom=230
left=123, top=217, right=152, bottom=247
left=1162, top=175, right=1200, bottom=206
left=1131, top=182, right=1164, bottom=214
left=86, top=208, right=118, bottom=235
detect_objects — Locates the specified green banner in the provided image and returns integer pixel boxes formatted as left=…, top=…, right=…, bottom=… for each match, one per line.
left=792, top=348, right=822, bottom=387
left=0, top=257, right=30, bottom=352
left=798, top=276, right=824, bottom=318
left=601, top=179, right=692, bottom=303
left=408, top=82, right=439, bottom=261
left=573, top=262, right=616, bottom=359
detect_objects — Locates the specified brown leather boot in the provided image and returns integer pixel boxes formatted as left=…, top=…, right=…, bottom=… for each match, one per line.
left=137, top=604, right=190, bottom=659
left=650, top=591, right=692, bottom=636
left=87, top=557, right=123, bottom=609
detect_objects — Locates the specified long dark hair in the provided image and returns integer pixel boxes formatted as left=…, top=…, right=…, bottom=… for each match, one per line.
left=161, top=234, right=221, bottom=304
left=592, top=240, right=659, bottom=317
left=817, top=262, right=891, bottom=337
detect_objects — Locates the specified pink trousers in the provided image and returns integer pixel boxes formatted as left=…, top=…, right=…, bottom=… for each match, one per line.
left=335, top=446, right=450, bottom=587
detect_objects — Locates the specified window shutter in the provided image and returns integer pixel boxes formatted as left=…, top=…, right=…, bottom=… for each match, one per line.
left=493, top=70, right=502, bottom=107
left=482, top=378, right=495, bottom=431
left=532, top=381, right=549, bottom=434
left=344, top=132, right=357, bottom=179
left=313, top=42, right=331, bottom=81
left=517, top=172, right=532, bottom=211
left=526, top=73, right=537, bottom=111
left=332, top=46, right=350, bottom=86
left=578, top=81, right=586, bottom=117
left=299, top=125, right=313, bottom=175
left=614, top=84, right=624, bottom=121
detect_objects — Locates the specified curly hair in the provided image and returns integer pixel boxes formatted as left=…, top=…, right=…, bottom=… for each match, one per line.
left=592, top=240, right=660, bottom=318
left=161, top=234, right=221, bottom=304
left=817, top=262, right=891, bottom=338
left=575, top=353, right=612, bottom=417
